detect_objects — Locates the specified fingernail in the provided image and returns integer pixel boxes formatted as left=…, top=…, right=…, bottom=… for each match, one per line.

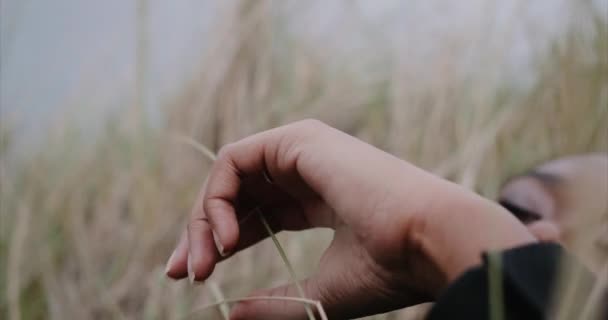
left=165, top=250, right=177, bottom=275
left=188, top=255, right=195, bottom=284
left=212, top=230, right=227, bottom=257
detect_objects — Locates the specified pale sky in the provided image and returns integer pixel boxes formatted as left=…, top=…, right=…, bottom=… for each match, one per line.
left=1, top=0, right=603, bottom=139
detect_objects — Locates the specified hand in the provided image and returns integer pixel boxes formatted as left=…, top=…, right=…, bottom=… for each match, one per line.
left=165, top=119, right=536, bottom=319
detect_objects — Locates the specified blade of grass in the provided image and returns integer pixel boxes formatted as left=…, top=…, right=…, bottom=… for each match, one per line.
left=487, top=251, right=504, bottom=320
left=580, top=260, right=608, bottom=319
left=181, top=296, right=327, bottom=320
left=208, top=280, right=230, bottom=320
left=256, top=207, right=316, bottom=320
left=172, top=135, right=217, bottom=162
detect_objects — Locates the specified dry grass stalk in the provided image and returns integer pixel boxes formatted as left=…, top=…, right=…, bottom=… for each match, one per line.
left=182, top=296, right=328, bottom=320
left=177, top=136, right=319, bottom=320
left=1, top=1, right=606, bottom=319
left=7, top=204, right=30, bottom=320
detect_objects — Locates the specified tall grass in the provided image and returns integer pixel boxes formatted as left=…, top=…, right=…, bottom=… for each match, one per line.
left=1, top=1, right=606, bottom=319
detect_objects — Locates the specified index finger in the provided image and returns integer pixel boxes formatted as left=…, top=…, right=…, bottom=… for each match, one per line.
left=202, top=125, right=300, bottom=256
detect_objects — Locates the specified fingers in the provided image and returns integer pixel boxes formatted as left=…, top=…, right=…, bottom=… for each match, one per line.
left=526, top=220, right=561, bottom=243
left=165, top=190, right=305, bottom=282
left=165, top=212, right=221, bottom=281
left=183, top=121, right=324, bottom=263
left=166, top=182, right=221, bottom=281
left=166, top=120, right=324, bottom=282
left=203, top=141, right=268, bottom=256
left=165, top=229, right=189, bottom=279
left=164, top=207, right=261, bottom=281
left=204, top=196, right=239, bottom=256
left=202, top=128, right=297, bottom=256
left=229, top=277, right=321, bottom=320
left=187, top=217, right=220, bottom=282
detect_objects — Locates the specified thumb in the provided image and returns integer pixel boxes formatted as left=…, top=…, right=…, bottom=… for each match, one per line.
left=229, top=277, right=323, bottom=320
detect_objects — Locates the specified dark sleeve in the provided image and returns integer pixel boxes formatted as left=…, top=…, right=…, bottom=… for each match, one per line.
left=426, top=243, right=597, bottom=320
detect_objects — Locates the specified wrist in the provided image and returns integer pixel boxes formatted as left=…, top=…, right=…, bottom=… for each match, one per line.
left=410, top=180, right=537, bottom=292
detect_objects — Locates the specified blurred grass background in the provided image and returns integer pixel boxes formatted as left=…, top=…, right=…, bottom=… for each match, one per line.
left=1, top=0, right=607, bottom=319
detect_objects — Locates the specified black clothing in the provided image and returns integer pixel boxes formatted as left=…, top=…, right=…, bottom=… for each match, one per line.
left=427, top=243, right=602, bottom=320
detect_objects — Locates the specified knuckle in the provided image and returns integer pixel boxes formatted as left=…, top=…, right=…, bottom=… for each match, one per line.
left=295, top=118, right=327, bottom=132
left=284, top=119, right=328, bottom=147
left=311, top=277, right=334, bottom=305
left=202, top=198, right=224, bottom=215
left=202, top=198, right=215, bottom=214
left=186, top=220, right=197, bottom=232
left=217, top=142, right=236, bottom=159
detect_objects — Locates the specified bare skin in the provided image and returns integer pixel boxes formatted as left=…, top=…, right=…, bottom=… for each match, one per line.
left=499, top=153, right=608, bottom=273
left=165, top=119, right=536, bottom=319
